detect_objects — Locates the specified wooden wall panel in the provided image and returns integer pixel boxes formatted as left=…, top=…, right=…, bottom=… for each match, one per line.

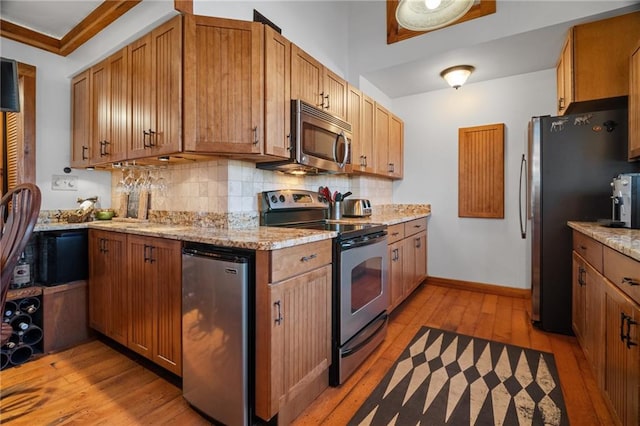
left=458, top=123, right=505, bottom=218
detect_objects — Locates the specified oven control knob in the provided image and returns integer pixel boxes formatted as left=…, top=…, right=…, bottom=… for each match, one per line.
left=279, top=195, right=285, bottom=203
left=270, top=195, right=278, bottom=203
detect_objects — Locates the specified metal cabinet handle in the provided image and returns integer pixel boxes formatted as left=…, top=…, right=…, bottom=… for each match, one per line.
left=558, top=97, right=565, bottom=111
left=100, top=140, right=110, bottom=156
left=143, top=129, right=156, bottom=148
left=621, top=312, right=629, bottom=343
left=622, top=277, right=640, bottom=287
left=626, top=316, right=638, bottom=349
left=274, top=300, right=283, bottom=325
left=82, top=145, right=88, bottom=160
left=286, top=134, right=291, bottom=150
left=415, top=237, right=421, bottom=248
left=578, top=266, right=586, bottom=286
left=363, top=155, right=367, bottom=167
left=253, top=126, right=259, bottom=145
left=324, top=94, right=330, bottom=109
left=301, top=253, right=317, bottom=262
left=143, top=244, right=155, bottom=263
left=319, top=92, right=325, bottom=108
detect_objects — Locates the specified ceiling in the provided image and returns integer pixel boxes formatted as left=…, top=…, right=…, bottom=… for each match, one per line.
left=1, top=1, right=639, bottom=98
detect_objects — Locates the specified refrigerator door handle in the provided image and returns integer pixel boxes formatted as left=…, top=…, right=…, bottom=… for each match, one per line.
left=519, top=154, right=528, bottom=239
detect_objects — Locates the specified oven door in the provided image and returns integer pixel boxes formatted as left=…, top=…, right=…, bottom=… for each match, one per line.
left=339, top=234, right=388, bottom=345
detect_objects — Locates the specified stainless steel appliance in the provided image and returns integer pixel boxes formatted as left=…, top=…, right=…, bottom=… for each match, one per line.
left=256, top=100, right=351, bottom=174
left=521, top=108, right=640, bottom=334
left=182, top=243, right=254, bottom=425
left=259, top=189, right=388, bottom=386
left=611, top=173, right=640, bottom=228
left=342, top=198, right=372, bottom=217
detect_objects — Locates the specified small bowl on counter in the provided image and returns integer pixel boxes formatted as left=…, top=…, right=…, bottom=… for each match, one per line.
left=94, top=209, right=116, bottom=220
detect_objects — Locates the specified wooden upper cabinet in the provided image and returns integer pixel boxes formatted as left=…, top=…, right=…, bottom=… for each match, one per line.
left=556, top=34, right=572, bottom=115
left=183, top=15, right=264, bottom=155
left=70, top=70, right=91, bottom=168
left=557, top=11, right=640, bottom=115
left=630, top=40, right=640, bottom=160
left=348, top=85, right=375, bottom=174
left=389, top=113, right=404, bottom=179
left=374, top=102, right=404, bottom=179
left=129, top=16, right=182, bottom=159
left=90, top=48, right=128, bottom=165
left=263, top=25, right=291, bottom=159
left=291, top=44, right=347, bottom=121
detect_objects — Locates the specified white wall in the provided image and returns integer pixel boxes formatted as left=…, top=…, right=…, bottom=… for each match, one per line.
left=392, top=69, right=556, bottom=289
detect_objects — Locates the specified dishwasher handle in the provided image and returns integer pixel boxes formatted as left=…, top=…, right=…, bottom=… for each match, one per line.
left=183, top=246, right=251, bottom=264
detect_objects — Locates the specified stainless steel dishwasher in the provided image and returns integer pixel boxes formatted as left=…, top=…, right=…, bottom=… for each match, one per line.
left=182, top=242, right=254, bottom=426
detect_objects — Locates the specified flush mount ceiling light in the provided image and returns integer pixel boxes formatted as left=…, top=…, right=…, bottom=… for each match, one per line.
left=440, top=65, right=475, bottom=89
left=396, top=0, right=475, bottom=32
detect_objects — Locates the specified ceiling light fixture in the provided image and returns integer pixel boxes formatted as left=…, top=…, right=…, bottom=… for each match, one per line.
left=440, top=65, right=475, bottom=89
left=395, top=0, right=475, bottom=32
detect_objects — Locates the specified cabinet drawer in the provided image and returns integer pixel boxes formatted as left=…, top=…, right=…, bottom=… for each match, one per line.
left=387, top=223, right=405, bottom=244
left=404, top=218, right=427, bottom=237
left=573, top=231, right=603, bottom=272
left=603, top=246, right=640, bottom=305
left=271, top=240, right=332, bottom=283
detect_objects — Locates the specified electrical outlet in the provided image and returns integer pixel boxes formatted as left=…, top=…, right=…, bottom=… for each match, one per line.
left=51, top=175, right=78, bottom=191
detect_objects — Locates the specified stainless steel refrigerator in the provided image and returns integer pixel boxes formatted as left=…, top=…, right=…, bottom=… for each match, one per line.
left=521, top=108, right=640, bottom=334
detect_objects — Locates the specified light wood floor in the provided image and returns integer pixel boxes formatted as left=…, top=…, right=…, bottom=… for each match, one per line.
left=0, top=283, right=614, bottom=425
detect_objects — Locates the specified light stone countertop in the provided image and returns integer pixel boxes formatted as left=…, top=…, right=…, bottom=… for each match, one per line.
left=33, top=206, right=431, bottom=251
left=568, top=221, right=640, bottom=262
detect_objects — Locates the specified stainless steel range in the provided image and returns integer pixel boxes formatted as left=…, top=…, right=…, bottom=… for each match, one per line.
left=259, top=189, right=389, bottom=386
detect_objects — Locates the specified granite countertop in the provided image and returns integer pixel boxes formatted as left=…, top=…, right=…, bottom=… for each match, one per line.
left=568, top=221, right=640, bottom=262
left=33, top=206, right=431, bottom=251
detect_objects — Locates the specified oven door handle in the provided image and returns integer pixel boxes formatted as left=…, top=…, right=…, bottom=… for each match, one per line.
left=340, top=232, right=387, bottom=250
left=342, top=313, right=388, bottom=357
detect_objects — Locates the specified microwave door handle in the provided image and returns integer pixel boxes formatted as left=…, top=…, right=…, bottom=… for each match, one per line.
left=337, top=131, right=349, bottom=169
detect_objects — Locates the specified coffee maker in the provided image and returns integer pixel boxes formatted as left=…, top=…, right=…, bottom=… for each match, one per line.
left=611, top=173, right=640, bottom=229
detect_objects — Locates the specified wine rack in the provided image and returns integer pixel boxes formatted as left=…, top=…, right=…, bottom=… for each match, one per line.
left=1, top=295, right=44, bottom=370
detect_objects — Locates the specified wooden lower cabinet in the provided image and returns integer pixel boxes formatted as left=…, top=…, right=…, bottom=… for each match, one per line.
left=88, top=230, right=128, bottom=345
left=255, top=240, right=332, bottom=423
left=89, top=231, right=182, bottom=376
left=572, top=231, right=639, bottom=425
left=388, top=219, right=428, bottom=312
left=571, top=252, right=605, bottom=387
left=127, top=234, right=182, bottom=376
left=604, top=283, right=640, bottom=426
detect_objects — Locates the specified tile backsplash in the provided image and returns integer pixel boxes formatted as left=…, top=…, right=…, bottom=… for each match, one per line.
left=110, top=159, right=393, bottom=215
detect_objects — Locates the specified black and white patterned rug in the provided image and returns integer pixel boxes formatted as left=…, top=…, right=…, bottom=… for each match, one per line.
left=348, top=327, right=568, bottom=426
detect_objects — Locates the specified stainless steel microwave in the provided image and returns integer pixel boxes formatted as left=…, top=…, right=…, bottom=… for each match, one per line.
left=257, top=99, right=352, bottom=174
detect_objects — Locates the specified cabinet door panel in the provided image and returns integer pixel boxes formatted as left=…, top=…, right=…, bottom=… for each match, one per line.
left=129, top=33, right=154, bottom=159
left=388, top=243, right=404, bottom=310
left=291, top=45, right=323, bottom=108
left=71, top=71, right=91, bottom=168
left=90, top=60, right=109, bottom=164
left=264, top=25, right=291, bottom=159
left=89, top=231, right=109, bottom=334
left=389, top=114, right=403, bottom=178
left=152, top=18, right=182, bottom=155
left=152, top=238, right=182, bottom=375
left=324, top=69, right=347, bottom=120
left=374, top=104, right=390, bottom=174
left=127, top=236, right=154, bottom=357
left=184, top=16, right=262, bottom=154
left=108, top=49, right=129, bottom=163
left=270, top=265, right=331, bottom=408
